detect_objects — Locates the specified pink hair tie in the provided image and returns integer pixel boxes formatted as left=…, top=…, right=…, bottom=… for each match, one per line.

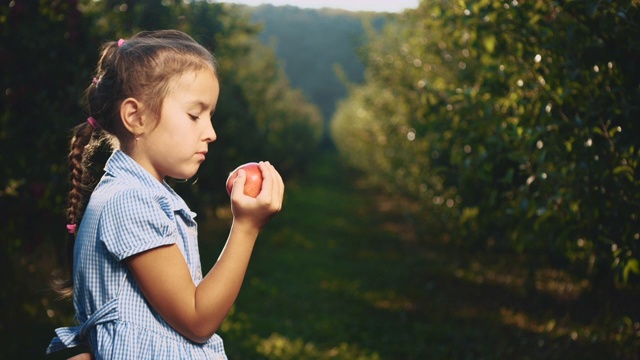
left=117, top=38, right=126, bottom=47
left=66, top=224, right=77, bottom=234
left=92, top=77, right=99, bottom=85
left=87, top=116, right=98, bottom=128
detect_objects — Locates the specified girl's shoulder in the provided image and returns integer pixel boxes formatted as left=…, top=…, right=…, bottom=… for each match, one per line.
left=94, top=182, right=179, bottom=261
left=99, top=184, right=174, bottom=219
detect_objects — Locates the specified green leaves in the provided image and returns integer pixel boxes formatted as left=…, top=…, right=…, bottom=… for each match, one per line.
left=613, top=165, right=635, bottom=182
left=482, top=34, right=496, bottom=53
left=332, top=0, right=640, bottom=289
left=622, top=258, right=640, bottom=284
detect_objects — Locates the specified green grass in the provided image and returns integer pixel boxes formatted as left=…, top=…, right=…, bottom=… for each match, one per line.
left=200, top=151, right=639, bottom=359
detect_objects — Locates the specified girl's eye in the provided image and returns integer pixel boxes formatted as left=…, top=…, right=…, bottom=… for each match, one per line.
left=188, top=114, right=199, bottom=121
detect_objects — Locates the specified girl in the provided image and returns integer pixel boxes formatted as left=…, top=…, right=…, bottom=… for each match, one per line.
left=48, top=30, right=284, bottom=359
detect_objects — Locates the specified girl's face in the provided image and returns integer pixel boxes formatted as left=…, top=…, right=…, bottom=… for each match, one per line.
left=136, top=68, right=219, bottom=181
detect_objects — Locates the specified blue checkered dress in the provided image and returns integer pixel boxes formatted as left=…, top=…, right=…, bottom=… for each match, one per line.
left=48, top=150, right=227, bottom=359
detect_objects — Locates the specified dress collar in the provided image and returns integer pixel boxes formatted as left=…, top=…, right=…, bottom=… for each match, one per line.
left=103, top=150, right=197, bottom=220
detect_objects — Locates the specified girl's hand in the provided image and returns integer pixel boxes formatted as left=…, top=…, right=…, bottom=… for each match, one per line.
left=229, top=161, right=284, bottom=230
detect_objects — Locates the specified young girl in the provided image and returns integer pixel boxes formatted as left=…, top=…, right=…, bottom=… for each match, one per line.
left=47, top=30, right=284, bottom=359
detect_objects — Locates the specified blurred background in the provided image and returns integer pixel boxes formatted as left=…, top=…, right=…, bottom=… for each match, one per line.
left=1, top=0, right=639, bottom=358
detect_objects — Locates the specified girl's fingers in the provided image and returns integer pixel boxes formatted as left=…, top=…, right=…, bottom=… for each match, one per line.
left=258, top=161, right=271, bottom=195
left=258, top=161, right=283, bottom=210
left=231, top=169, right=246, bottom=200
left=271, top=164, right=284, bottom=207
left=266, top=162, right=284, bottom=205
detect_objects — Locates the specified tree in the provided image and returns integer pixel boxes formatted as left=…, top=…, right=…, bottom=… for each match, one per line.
left=332, top=0, right=640, bottom=291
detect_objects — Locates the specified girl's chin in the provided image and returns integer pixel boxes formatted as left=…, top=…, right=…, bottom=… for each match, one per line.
left=164, top=162, right=203, bottom=181
left=168, top=170, right=199, bottom=181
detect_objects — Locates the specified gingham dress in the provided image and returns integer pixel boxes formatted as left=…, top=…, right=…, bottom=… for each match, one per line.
left=48, top=150, right=227, bottom=359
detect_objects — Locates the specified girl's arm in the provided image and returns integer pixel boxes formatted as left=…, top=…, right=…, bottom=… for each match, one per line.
left=67, top=353, right=94, bottom=360
left=126, top=161, right=283, bottom=343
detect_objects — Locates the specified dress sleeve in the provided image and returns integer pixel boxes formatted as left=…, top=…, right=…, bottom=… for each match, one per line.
left=99, top=188, right=177, bottom=261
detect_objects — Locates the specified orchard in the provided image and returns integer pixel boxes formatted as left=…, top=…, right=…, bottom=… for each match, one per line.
left=333, top=0, right=640, bottom=297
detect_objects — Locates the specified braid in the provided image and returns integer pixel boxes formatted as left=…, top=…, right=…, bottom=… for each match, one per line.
left=68, top=123, right=94, bottom=226
left=52, top=122, right=95, bottom=298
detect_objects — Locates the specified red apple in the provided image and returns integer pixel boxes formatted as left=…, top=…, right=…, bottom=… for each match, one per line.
left=226, top=162, right=263, bottom=198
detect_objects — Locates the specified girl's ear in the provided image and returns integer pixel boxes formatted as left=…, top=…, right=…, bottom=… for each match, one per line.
left=120, top=97, right=145, bottom=137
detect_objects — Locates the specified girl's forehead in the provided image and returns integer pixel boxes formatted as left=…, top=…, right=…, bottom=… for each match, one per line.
left=163, top=68, right=219, bottom=107
left=170, top=68, right=218, bottom=89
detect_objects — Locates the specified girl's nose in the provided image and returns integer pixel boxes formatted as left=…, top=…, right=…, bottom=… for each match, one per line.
left=203, top=120, right=216, bottom=143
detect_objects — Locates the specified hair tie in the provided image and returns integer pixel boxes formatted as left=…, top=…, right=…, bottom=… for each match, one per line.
left=66, top=223, right=77, bottom=234
left=117, top=38, right=126, bottom=47
left=92, top=77, right=100, bottom=85
left=87, top=117, right=98, bottom=128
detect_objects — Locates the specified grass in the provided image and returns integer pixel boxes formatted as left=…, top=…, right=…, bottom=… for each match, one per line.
left=201, top=150, right=639, bottom=359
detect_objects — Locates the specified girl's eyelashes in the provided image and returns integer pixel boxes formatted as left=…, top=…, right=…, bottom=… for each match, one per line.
left=188, top=114, right=199, bottom=121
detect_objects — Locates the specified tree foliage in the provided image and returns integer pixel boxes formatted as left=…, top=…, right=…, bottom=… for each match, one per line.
left=332, top=0, right=640, bottom=290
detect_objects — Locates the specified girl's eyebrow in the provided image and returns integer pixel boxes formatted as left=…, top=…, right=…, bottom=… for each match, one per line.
left=187, top=100, right=216, bottom=112
left=186, top=100, right=206, bottom=108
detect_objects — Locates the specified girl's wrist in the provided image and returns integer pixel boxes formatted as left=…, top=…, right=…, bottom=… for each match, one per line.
left=230, top=219, right=261, bottom=239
